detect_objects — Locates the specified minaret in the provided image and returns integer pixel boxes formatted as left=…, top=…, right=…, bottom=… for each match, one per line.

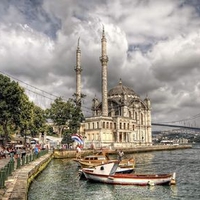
left=74, top=38, right=82, bottom=106
left=100, top=26, right=109, bottom=116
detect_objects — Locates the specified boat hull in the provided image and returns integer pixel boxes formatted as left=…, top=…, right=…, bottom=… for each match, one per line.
left=83, top=171, right=174, bottom=186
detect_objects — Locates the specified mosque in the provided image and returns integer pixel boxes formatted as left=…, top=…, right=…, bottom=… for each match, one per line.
left=75, top=27, right=152, bottom=149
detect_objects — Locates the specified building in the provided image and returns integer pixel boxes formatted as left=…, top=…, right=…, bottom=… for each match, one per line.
left=75, top=27, right=152, bottom=149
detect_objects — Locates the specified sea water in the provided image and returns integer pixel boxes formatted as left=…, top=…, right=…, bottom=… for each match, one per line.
left=28, top=144, right=200, bottom=200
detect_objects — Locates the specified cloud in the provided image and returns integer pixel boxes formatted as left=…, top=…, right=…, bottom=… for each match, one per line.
left=1, top=0, right=200, bottom=127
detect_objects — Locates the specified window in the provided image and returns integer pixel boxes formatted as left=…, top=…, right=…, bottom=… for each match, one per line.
left=103, top=122, right=105, bottom=128
left=135, top=112, right=137, bottom=120
left=141, top=113, right=144, bottom=125
left=106, top=122, right=109, bottom=129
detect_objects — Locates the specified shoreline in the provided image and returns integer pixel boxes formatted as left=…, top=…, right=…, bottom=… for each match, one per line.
left=53, top=144, right=193, bottom=158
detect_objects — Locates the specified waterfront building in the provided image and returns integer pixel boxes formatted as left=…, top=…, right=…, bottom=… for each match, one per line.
left=75, top=27, right=152, bottom=149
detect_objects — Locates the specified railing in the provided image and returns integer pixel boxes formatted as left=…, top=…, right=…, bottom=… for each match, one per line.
left=0, top=150, right=48, bottom=189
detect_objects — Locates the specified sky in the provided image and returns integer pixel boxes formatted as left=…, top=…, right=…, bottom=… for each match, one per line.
left=1, top=0, right=200, bottom=128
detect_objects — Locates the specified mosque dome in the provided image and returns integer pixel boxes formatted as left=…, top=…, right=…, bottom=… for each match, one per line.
left=108, top=79, right=136, bottom=96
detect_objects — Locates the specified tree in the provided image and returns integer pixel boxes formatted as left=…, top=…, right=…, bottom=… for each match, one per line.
left=30, top=105, right=46, bottom=138
left=45, top=97, right=72, bottom=138
left=62, top=104, right=85, bottom=145
left=46, top=97, right=85, bottom=141
left=68, top=105, right=84, bottom=133
left=0, top=74, right=31, bottom=142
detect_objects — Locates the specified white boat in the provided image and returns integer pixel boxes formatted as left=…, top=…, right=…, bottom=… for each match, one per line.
left=82, top=162, right=176, bottom=186
left=79, top=166, right=134, bottom=179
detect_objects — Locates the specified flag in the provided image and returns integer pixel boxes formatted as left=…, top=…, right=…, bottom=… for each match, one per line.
left=71, top=134, right=84, bottom=145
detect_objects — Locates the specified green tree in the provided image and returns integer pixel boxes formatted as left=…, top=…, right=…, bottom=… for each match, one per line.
left=46, top=97, right=84, bottom=141
left=19, top=96, right=34, bottom=139
left=0, top=74, right=31, bottom=142
left=62, top=104, right=85, bottom=145
left=30, top=105, right=46, bottom=138
left=68, top=105, right=84, bottom=133
left=46, top=97, right=72, bottom=138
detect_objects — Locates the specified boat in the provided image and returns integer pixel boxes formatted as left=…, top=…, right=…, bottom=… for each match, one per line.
left=73, top=152, right=135, bottom=168
left=79, top=166, right=134, bottom=179
left=82, top=162, right=176, bottom=186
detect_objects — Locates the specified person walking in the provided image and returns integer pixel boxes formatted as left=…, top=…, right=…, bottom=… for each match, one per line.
left=76, top=145, right=81, bottom=159
left=118, top=149, right=124, bottom=161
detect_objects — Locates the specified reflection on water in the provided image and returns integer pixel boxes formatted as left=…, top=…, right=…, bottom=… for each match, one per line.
left=28, top=145, right=200, bottom=200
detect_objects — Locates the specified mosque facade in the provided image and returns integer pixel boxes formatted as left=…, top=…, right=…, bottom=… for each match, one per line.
left=75, top=28, right=152, bottom=149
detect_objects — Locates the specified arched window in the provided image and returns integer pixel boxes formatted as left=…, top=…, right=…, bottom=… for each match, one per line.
left=103, top=122, right=105, bottom=128
left=141, top=113, right=144, bottom=125
left=129, top=111, right=131, bottom=118
left=135, top=112, right=137, bottom=120
left=110, top=123, right=112, bottom=129
left=106, top=122, right=109, bottom=129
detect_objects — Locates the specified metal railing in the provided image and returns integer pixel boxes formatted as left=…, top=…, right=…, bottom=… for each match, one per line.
left=0, top=150, right=48, bottom=189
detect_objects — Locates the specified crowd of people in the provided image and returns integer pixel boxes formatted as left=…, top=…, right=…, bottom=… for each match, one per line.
left=0, top=145, right=26, bottom=159
left=0, top=142, right=47, bottom=160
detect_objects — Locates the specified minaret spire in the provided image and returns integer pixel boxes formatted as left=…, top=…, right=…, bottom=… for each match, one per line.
left=100, top=25, right=109, bottom=116
left=75, top=37, right=82, bottom=106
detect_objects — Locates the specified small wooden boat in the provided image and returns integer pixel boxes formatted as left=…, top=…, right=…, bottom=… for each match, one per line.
left=79, top=166, right=134, bottom=179
left=82, top=162, right=176, bottom=186
left=73, top=152, right=135, bottom=168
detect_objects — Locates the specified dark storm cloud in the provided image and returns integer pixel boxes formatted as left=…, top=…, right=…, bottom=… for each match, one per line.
left=1, top=0, right=200, bottom=124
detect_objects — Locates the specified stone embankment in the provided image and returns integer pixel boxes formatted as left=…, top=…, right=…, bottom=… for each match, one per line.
left=54, top=144, right=192, bottom=158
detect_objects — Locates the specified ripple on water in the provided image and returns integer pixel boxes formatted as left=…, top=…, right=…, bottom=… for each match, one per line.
left=28, top=145, right=200, bottom=200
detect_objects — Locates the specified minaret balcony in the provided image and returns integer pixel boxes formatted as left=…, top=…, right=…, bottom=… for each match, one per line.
left=100, top=56, right=109, bottom=63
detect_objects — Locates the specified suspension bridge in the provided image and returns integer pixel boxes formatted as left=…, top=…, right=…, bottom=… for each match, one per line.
left=151, top=122, right=200, bottom=131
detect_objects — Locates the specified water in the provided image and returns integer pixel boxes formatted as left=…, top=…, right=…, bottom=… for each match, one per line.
left=28, top=144, right=200, bottom=200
